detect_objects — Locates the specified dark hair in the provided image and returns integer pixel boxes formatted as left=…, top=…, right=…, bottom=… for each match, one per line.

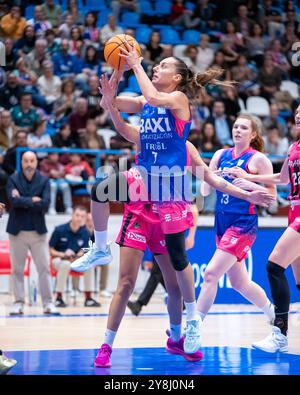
left=201, top=122, right=220, bottom=145
left=85, top=11, right=97, bottom=27
left=73, top=204, right=88, bottom=213
left=84, top=45, right=98, bottom=64
left=70, top=26, right=82, bottom=40
left=59, top=123, right=70, bottom=133
left=173, top=57, right=236, bottom=100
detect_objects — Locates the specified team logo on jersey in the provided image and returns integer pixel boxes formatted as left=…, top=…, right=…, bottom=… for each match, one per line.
left=230, top=237, right=238, bottom=245
left=237, top=159, right=244, bottom=167
left=133, top=221, right=140, bottom=229
left=157, top=107, right=166, bottom=115
left=128, top=232, right=146, bottom=243
left=164, top=214, right=172, bottom=222
left=160, top=240, right=166, bottom=247
left=77, top=239, right=84, bottom=246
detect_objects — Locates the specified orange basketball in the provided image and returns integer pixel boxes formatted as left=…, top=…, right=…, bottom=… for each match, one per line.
left=104, top=34, right=141, bottom=71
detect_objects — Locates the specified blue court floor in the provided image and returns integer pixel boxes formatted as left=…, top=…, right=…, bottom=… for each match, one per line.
left=5, top=347, right=300, bottom=375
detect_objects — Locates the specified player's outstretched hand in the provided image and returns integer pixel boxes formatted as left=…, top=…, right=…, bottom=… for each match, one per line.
left=119, top=39, right=143, bottom=69
left=223, top=166, right=249, bottom=179
left=247, top=190, right=275, bottom=207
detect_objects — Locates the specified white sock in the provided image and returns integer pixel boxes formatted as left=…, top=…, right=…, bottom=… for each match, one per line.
left=104, top=328, right=117, bottom=347
left=170, top=323, right=181, bottom=342
left=185, top=301, right=198, bottom=321
left=261, top=300, right=275, bottom=321
left=94, top=230, right=107, bottom=251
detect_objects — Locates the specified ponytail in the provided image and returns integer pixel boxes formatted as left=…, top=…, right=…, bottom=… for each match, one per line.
left=173, top=57, right=236, bottom=100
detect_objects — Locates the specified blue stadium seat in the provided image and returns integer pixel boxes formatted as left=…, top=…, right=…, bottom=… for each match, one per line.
left=97, top=9, right=110, bottom=27
left=25, top=5, right=35, bottom=20
left=121, top=12, right=140, bottom=27
left=82, top=0, right=108, bottom=11
left=160, top=28, right=182, bottom=45
left=140, top=0, right=154, bottom=16
left=135, top=26, right=152, bottom=44
left=182, top=30, right=201, bottom=45
left=154, top=0, right=172, bottom=15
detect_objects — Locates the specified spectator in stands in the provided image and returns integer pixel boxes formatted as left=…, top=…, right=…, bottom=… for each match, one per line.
left=182, top=45, right=199, bottom=73
left=258, top=53, right=283, bottom=101
left=7, top=151, right=59, bottom=315
left=14, top=25, right=36, bottom=57
left=69, top=25, right=85, bottom=58
left=80, top=45, right=102, bottom=80
left=156, top=44, right=174, bottom=62
left=0, top=110, right=18, bottom=150
left=230, top=54, right=258, bottom=97
left=0, top=5, right=27, bottom=40
left=40, top=152, right=72, bottom=215
left=263, top=126, right=289, bottom=162
left=49, top=206, right=100, bottom=307
left=263, top=103, right=288, bottom=137
left=0, top=73, right=20, bottom=110
left=37, top=60, right=62, bottom=113
left=52, top=39, right=80, bottom=79
left=11, top=57, right=37, bottom=89
left=81, top=75, right=109, bottom=125
left=2, top=131, right=27, bottom=176
left=246, top=22, right=270, bottom=68
left=64, top=153, right=95, bottom=192
left=51, top=124, right=76, bottom=149
left=288, top=124, right=300, bottom=144
left=145, top=31, right=163, bottom=64
left=267, top=39, right=290, bottom=72
left=45, top=28, right=60, bottom=56
left=196, top=34, right=214, bottom=72
left=222, top=87, right=241, bottom=119
left=101, top=15, right=123, bottom=45
left=4, top=38, right=17, bottom=73
left=111, top=0, right=139, bottom=21
left=206, top=100, right=233, bottom=146
left=233, top=4, right=255, bottom=37
left=220, top=39, right=239, bottom=67
left=27, top=5, right=52, bottom=37
left=27, top=118, right=53, bottom=159
left=80, top=118, right=105, bottom=150
left=25, top=38, right=51, bottom=78
left=58, top=12, right=75, bottom=39
left=85, top=212, right=112, bottom=298
left=41, top=0, right=62, bottom=27
left=83, top=11, right=101, bottom=43
left=199, top=122, right=222, bottom=155
left=221, top=21, right=246, bottom=53
left=54, top=78, right=80, bottom=122
left=170, top=0, right=185, bottom=25
left=10, top=92, right=39, bottom=134
left=281, top=22, right=299, bottom=55
left=69, top=97, right=89, bottom=146
left=62, top=0, right=84, bottom=25
left=262, top=0, right=284, bottom=38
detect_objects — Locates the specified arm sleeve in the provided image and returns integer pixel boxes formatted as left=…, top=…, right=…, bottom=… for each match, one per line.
left=6, top=176, right=34, bottom=208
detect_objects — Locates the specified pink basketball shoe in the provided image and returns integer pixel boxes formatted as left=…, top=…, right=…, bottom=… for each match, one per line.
left=94, top=343, right=112, bottom=368
left=166, top=336, right=203, bottom=362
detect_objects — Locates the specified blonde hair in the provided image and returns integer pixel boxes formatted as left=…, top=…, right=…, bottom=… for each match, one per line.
left=237, top=114, right=265, bottom=152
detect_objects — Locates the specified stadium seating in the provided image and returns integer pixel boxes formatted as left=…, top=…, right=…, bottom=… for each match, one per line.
left=246, top=96, right=270, bottom=117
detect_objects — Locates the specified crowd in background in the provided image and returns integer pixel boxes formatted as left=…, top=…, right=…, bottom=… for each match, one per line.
left=0, top=0, right=300, bottom=215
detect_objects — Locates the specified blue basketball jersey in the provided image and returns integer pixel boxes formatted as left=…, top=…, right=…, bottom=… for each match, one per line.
left=136, top=103, right=192, bottom=201
left=215, top=148, right=257, bottom=215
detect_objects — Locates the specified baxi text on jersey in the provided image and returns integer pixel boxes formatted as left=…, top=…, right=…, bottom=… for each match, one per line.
left=140, top=116, right=172, bottom=133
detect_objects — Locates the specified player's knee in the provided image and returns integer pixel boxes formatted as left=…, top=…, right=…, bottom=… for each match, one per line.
left=267, top=260, right=285, bottom=278
left=170, top=256, right=189, bottom=272
left=203, top=268, right=219, bottom=285
left=118, top=277, right=135, bottom=298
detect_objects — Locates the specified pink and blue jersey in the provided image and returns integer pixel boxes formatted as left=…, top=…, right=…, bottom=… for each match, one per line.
left=214, top=148, right=258, bottom=261
left=136, top=103, right=192, bottom=202
left=215, top=148, right=257, bottom=215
